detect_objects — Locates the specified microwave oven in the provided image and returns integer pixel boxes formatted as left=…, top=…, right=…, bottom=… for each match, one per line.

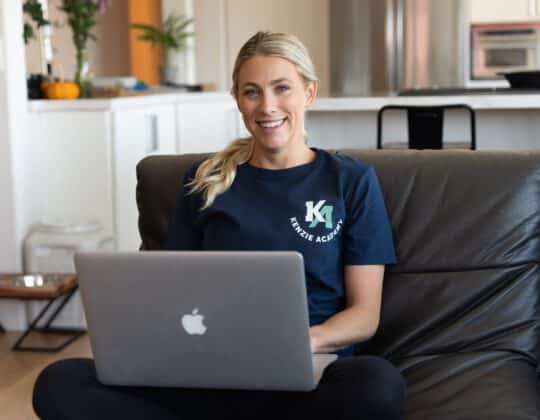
left=471, top=22, right=540, bottom=80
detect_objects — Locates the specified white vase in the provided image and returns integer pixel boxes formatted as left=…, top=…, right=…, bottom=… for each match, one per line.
left=162, top=49, right=195, bottom=85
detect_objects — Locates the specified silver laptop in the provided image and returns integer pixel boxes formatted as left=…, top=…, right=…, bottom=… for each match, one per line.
left=75, top=251, right=337, bottom=391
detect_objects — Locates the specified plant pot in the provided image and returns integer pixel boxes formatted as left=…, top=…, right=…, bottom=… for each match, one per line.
left=161, top=50, right=193, bottom=86
left=75, top=47, right=91, bottom=98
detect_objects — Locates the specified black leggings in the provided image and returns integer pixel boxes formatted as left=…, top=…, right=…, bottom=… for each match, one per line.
left=33, top=356, right=406, bottom=420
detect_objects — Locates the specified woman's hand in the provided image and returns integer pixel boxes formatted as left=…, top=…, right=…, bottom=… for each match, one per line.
left=309, top=325, right=332, bottom=353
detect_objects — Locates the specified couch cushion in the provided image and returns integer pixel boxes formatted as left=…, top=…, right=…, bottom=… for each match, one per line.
left=137, top=153, right=210, bottom=250
left=400, top=351, right=540, bottom=420
left=358, top=264, right=540, bottom=360
left=337, top=150, right=540, bottom=273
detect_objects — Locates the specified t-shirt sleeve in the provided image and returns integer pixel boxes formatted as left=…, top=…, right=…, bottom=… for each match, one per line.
left=163, top=164, right=203, bottom=250
left=343, top=164, right=397, bottom=265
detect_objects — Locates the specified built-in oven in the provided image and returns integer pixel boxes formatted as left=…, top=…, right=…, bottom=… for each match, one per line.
left=471, top=22, right=540, bottom=81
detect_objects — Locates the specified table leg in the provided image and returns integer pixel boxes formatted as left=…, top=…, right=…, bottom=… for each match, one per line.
left=12, top=288, right=86, bottom=352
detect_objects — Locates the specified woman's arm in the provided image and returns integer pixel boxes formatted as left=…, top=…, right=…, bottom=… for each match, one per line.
left=310, top=265, right=384, bottom=353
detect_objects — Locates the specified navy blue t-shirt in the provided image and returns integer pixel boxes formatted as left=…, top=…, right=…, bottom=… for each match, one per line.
left=164, top=148, right=397, bottom=358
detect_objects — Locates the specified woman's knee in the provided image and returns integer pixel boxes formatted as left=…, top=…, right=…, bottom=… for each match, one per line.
left=33, top=358, right=96, bottom=417
left=325, top=356, right=407, bottom=419
left=359, top=356, right=406, bottom=419
left=366, top=357, right=406, bottom=417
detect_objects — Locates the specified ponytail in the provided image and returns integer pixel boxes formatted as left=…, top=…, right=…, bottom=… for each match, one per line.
left=188, top=137, right=254, bottom=210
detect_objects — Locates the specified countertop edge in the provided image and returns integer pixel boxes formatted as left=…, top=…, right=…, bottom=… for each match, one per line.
left=28, top=92, right=540, bottom=112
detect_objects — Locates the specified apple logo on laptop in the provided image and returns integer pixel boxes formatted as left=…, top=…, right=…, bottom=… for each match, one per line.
left=181, top=308, right=207, bottom=335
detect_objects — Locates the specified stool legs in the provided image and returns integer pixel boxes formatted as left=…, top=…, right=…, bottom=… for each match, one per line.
left=13, top=287, right=86, bottom=352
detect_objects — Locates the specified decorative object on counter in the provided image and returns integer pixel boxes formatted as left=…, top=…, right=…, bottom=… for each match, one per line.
left=41, top=80, right=80, bottom=100
left=161, top=81, right=203, bottom=92
left=132, top=80, right=149, bottom=92
left=90, top=76, right=143, bottom=97
left=59, top=0, right=113, bottom=98
left=90, top=85, right=122, bottom=98
left=24, top=0, right=54, bottom=76
left=23, top=0, right=52, bottom=99
left=27, top=74, right=48, bottom=99
left=497, top=71, right=540, bottom=89
left=92, top=76, right=137, bottom=89
left=131, top=12, right=194, bottom=86
left=40, top=62, right=80, bottom=100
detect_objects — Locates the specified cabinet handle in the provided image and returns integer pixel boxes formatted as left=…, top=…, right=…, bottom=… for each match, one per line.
left=145, top=114, right=159, bottom=153
left=529, top=0, right=538, bottom=16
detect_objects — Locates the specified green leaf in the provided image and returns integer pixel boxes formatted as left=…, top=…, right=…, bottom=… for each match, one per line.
left=23, top=0, right=50, bottom=28
left=23, top=22, right=35, bottom=44
left=131, top=12, right=194, bottom=52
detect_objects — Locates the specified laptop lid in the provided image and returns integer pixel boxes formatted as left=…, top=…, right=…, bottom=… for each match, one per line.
left=75, top=251, right=321, bottom=391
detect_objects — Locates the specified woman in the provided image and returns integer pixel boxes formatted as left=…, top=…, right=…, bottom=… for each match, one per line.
left=33, top=31, right=406, bottom=420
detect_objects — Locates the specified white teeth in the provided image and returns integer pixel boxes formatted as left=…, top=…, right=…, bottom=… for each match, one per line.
left=259, top=119, right=285, bottom=128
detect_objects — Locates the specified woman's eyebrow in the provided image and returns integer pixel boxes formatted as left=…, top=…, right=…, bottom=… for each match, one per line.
left=269, top=78, right=291, bottom=85
left=241, top=78, right=292, bottom=88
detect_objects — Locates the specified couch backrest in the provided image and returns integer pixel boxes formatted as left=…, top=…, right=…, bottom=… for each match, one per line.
left=136, top=150, right=540, bottom=362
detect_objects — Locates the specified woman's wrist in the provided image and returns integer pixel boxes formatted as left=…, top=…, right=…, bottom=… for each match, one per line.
left=310, top=325, right=331, bottom=353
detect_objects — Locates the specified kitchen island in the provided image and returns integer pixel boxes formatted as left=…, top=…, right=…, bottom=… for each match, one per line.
left=29, top=90, right=540, bottom=152
left=307, top=94, right=540, bottom=150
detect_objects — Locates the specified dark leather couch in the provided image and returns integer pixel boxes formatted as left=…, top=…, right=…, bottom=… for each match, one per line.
left=136, top=149, right=540, bottom=420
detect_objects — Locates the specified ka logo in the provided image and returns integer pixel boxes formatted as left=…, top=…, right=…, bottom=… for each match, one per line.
left=305, top=200, right=334, bottom=229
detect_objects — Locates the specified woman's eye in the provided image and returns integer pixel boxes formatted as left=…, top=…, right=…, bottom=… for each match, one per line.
left=276, top=85, right=290, bottom=93
left=243, top=89, right=258, bottom=97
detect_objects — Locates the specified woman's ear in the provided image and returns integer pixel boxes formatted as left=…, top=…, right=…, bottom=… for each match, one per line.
left=305, top=81, right=318, bottom=110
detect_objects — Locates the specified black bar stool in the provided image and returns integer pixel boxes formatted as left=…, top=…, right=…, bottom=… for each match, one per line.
left=377, top=104, right=476, bottom=150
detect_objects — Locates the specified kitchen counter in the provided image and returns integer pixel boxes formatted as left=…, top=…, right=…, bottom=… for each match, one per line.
left=28, top=90, right=234, bottom=112
left=27, top=89, right=540, bottom=152
left=305, top=94, right=540, bottom=151
left=311, top=94, right=540, bottom=111
left=28, top=89, right=540, bottom=112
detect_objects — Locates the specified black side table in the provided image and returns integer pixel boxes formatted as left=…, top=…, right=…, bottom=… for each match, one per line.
left=0, top=273, right=86, bottom=352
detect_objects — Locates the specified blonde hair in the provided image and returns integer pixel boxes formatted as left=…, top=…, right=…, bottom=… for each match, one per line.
left=189, top=31, right=318, bottom=210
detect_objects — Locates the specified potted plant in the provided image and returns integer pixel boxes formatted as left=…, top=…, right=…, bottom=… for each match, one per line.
left=132, top=12, right=194, bottom=85
left=59, top=0, right=112, bottom=97
left=23, top=0, right=50, bottom=45
left=23, top=0, right=51, bottom=99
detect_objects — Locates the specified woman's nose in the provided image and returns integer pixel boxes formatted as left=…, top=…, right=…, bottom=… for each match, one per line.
left=259, top=92, right=277, bottom=114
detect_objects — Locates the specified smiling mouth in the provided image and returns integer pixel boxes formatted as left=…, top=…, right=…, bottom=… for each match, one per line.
left=257, top=118, right=287, bottom=129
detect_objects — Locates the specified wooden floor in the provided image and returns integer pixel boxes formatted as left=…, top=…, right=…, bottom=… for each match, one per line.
left=0, top=331, right=92, bottom=420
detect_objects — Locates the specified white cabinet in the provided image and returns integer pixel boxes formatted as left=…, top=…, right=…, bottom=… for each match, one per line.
left=113, top=105, right=176, bottom=250
left=28, top=94, right=241, bottom=252
left=27, top=111, right=115, bottom=236
left=470, top=0, right=540, bottom=22
left=177, top=96, right=245, bottom=153
left=29, top=101, right=177, bottom=252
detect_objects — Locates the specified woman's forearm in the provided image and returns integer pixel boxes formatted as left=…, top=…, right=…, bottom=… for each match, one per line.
left=310, top=306, right=379, bottom=353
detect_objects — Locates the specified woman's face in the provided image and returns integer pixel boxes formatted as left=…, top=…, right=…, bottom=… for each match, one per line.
left=236, top=55, right=317, bottom=154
